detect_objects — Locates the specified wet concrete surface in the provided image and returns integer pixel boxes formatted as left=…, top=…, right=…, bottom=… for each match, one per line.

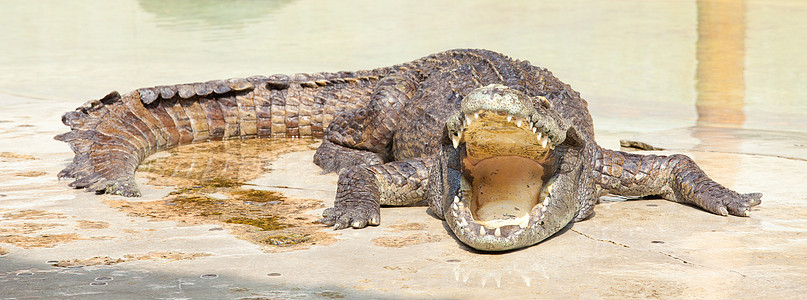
left=1, top=96, right=806, bottom=299
left=3, top=1, right=807, bottom=297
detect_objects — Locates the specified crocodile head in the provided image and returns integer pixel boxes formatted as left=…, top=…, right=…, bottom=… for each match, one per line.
left=434, top=84, right=584, bottom=251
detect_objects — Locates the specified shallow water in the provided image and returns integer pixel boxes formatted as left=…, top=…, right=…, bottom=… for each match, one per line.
left=1, top=0, right=805, bottom=135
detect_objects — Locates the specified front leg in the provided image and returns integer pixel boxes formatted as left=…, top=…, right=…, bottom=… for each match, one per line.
left=320, top=159, right=432, bottom=229
left=593, top=146, right=762, bottom=216
left=313, top=75, right=417, bottom=173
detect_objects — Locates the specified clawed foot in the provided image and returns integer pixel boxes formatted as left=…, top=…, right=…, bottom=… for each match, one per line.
left=704, top=192, right=762, bottom=217
left=318, top=206, right=380, bottom=230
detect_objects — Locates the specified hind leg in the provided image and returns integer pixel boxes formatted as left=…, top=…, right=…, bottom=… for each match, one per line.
left=593, top=147, right=762, bottom=216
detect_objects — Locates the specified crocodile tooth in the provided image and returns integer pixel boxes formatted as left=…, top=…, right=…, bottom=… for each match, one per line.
left=451, top=135, right=460, bottom=148
left=494, top=227, right=501, bottom=237
left=541, top=136, right=548, bottom=148
left=519, top=216, right=530, bottom=228
left=542, top=197, right=550, bottom=206
left=532, top=127, right=537, bottom=133
left=474, top=112, right=479, bottom=120
left=451, top=210, right=458, bottom=218
left=459, top=217, right=468, bottom=227
left=516, top=119, right=523, bottom=127
left=536, top=132, right=542, bottom=141
left=541, top=205, right=548, bottom=213
left=452, top=198, right=459, bottom=210
left=479, top=227, right=486, bottom=236
left=533, top=213, right=543, bottom=222
left=507, top=115, right=512, bottom=122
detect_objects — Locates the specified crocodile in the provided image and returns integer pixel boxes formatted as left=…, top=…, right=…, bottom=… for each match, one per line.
left=56, top=49, right=762, bottom=251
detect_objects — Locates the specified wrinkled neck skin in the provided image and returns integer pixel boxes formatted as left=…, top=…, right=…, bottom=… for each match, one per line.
left=428, top=84, right=585, bottom=251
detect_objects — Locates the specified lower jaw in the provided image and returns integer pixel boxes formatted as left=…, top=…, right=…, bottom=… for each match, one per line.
left=451, top=215, right=540, bottom=251
left=450, top=177, right=555, bottom=251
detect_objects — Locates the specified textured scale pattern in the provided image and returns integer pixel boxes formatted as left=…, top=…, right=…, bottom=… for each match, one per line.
left=56, top=49, right=761, bottom=250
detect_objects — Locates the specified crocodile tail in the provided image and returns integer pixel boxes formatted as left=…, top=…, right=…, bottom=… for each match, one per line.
left=54, top=71, right=387, bottom=196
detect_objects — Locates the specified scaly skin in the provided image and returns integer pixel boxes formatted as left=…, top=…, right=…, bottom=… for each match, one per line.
left=56, top=49, right=761, bottom=251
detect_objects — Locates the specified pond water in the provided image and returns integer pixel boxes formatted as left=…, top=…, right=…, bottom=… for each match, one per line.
left=1, top=0, right=805, bottom=136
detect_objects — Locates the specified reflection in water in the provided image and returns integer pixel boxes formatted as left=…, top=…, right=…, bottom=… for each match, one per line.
left=452, top=263, right=535, bottom=288
left=695, top=0, right=746, bottom=127
left=693, top=0, right=746, bottom=179
left=138, top=0, right=293, bottom=30
left=138, top=138, right=313, bottom=184
left=691, top=3, right=748, bottom=295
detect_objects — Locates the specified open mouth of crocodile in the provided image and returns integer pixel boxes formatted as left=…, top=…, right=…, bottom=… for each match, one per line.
left=446, top=110, right=560, bottom=250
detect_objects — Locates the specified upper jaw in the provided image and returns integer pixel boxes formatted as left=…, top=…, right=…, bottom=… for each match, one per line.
left=450, top=110, right=555, bottom=150
left=449, top=83, right=567, bottom=150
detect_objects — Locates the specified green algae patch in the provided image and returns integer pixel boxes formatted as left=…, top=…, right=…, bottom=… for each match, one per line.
left=231, top=189, right=285, bottom=203
left=171, top=194, right=216, bottom=205
left=202, top=178, right=244, bottom=188
left=225, top=216, right=290, bottom=231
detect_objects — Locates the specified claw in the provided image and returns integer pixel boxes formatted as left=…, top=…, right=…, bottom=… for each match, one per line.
left=352, top=220, right=365, bottom=228
left=333, top=222, right=349, bottom=230
left=718, top=206, right=728, bottom=216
